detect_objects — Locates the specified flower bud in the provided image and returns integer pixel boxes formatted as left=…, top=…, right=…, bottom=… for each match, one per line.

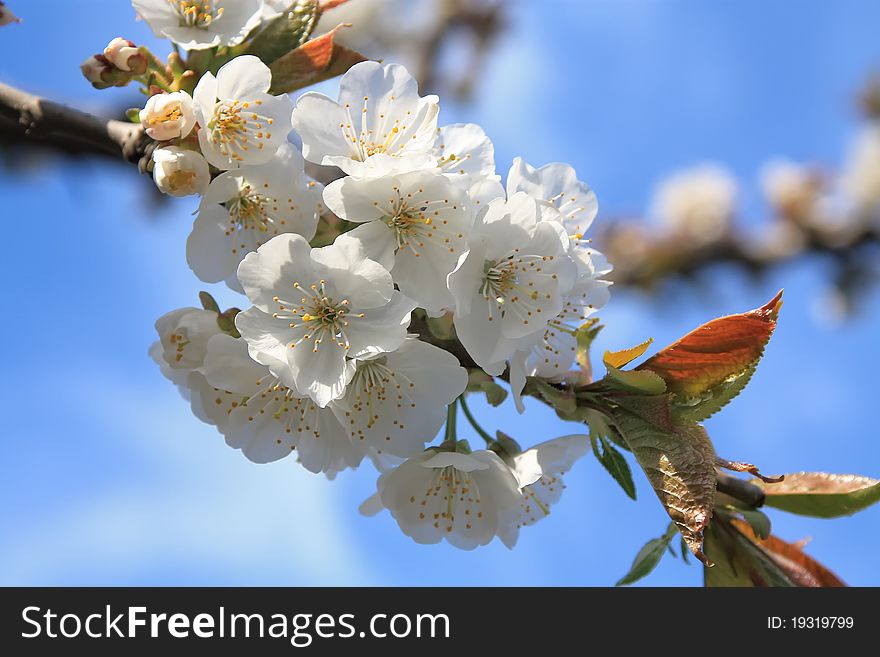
left=0, top=1, right=20, bottom=27
left=152, top=147, right=210, bottom=197
left=80, top=55, right=116, bottom=90
left=104, top=37, right=147, bottom=75
left=140, top=91, right=196, bottom=141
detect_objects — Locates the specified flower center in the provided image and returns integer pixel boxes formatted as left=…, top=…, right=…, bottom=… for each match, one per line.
left=384, top=202, right=432, bottom=252
left=227, top=185, right=271, bottom=232
left=166, top=169, right=197, bottom=192
left=478, top=251, right=556, bottom=324
left=149, top=104, right=183, bottom=126
left=339, top=95, right=409, bottom=162
left=169, top=0, right=223, bottom=29
left=272, top=280, right=364, bottom=353
left=208, top=99, right=273, bottom=163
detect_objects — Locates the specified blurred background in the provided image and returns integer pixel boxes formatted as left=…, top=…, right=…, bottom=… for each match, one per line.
left=1, top=0, right=878, bottom=586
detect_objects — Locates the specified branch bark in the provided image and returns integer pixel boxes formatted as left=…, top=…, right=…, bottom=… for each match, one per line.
left=0, top=81, right=151, bottom=164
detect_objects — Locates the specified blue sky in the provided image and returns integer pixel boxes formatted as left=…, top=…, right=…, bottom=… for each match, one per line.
left=1, top=0, right=878, bottom=586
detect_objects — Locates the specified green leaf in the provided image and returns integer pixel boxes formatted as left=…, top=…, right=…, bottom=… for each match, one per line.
left=591, top=434, right=637, bottom=500
left=703, top=518, right=795, bottom=587
left=575, top=318, right=602, bottom=384
left=612, top=410, right=717, bottom=563
left=245, top=0, right=320, bottom=64
left=524, top=377, right=577, bottom=416
left=616, top=523, right=678, bottom=586
left=466, top=370, right=507, bottom=407
left=754, top=472, right=880, bottom=518
left=725, top=505, right=771, bottom=540
left=672, top=362, right=758, bottom=423
left=605, top=365, right=667, bottom=395
left=199, top=291, right=220, bottom=314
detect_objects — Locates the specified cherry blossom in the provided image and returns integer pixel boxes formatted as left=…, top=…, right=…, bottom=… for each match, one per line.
left=193, top=55, right=293, bottom=170
left=151, top=146, right=210, bottom=196
left=292, top=61, right=440, bottom=177
left=187, top=144, right=323, bottom=292
left=235, top=233, right=417, bottom=407
left=140, top=91, right=196, bottom=141
left=132, top=0, right=263, bottom=51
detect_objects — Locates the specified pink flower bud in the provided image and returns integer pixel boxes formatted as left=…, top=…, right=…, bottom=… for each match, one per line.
left=80, top=55, right=114, bottom=90
left=104, top=37, right=147, bottom=75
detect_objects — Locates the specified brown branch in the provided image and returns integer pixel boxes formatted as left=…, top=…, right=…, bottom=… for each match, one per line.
left=0, top=81, right=151, bottom=165
left=602, top=220, right=880, bottom=294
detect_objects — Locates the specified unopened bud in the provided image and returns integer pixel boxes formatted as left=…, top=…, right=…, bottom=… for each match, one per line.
left=140, top=91, right=196, bottom=141
left=152, top=146, right=210, bottom=197
left=0, top=1, right=20, bottom=26
left=80, top=54, right=116, bottom=90
left=104, top=37, right=147, bottom=75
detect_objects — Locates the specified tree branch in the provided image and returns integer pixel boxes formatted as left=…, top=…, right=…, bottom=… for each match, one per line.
left=0, top=81, right=151, bottom=165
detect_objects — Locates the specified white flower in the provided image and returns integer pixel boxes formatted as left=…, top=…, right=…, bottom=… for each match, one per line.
left=187, top=144, right=323, bottom=292
left=150, top=340, right=239, bottom=430
left=372, top=449, right=523, bottom=549
left=153, top=307, right=223, bottom=373
left=132, top=0, right=263, bottom=50
left=202, top=334, right=364, bottom=473
left=651, top=164, right=737, bottom=246
left=842, top=125, right=880, bottom=214
left=447, top=192, right=576, bottom=374
left=759, top=159, right=826, bottom=225
left=434, top=123, right=504, bottom=205
left=323, top=170, right=472, bottom=313
left=499, top=434, right=590, bottom=548
left=193, top=55, right=294, bottom=170
left=330, top=338, right=467, bottom=458
left=152, top=146, right=210, bottom=196
left=235, top=233, right=417, bottom=407
left=507, top=157, right=598, bottom=243
left=104, top=37, right=145, bottom=73
left=140, top=91, right=196, bottom=141
left=292, top=61, right=440, bottom=177
left=0, top=2, right=20, bottom=26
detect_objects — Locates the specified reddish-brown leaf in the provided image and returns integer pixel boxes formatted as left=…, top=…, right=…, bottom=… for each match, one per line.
left=731, top=520, right=846, bottom=587
left=269, top=25, right=369, bottom=94
left=637, top=290, right=783, bottom=397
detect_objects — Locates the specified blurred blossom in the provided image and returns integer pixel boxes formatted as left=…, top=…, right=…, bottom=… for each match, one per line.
left=841, top=124, right=880, bottom=217
left=759, top=159, right=823, bottom=225
left=651, top=165, right=737, bottom=247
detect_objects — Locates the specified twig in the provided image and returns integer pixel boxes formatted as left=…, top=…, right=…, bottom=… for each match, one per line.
left=0, top=81, right=150, bottom=165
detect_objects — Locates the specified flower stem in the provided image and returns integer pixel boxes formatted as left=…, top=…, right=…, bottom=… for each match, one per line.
left=459, top=395, right=493, bottom=445
left=443, top=398, right=458, bottom=444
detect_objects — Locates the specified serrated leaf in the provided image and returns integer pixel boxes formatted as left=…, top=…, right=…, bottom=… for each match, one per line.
left=613, top=411, right=717, bottom=563
left=638, top=290, right=782, bottom=399
left=269, top=25, right=368, bottom=94
left=591, top=434, right=636, bottom=500
left=754, top=472, right=880, bottom=518
left=465, top=370, right=507, bottom=407
left=604, top=337, right=653, bottom=369
left=672, top=361, right=758, bottom=423
left=605, top=365, right=667, bottom=395
left=616, top=523, right=678, bottom=586
left=524, top=377, right=576, bottom=415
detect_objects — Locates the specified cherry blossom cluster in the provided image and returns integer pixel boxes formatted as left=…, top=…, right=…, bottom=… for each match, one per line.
left=115, top=1, right=612, bottom=549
